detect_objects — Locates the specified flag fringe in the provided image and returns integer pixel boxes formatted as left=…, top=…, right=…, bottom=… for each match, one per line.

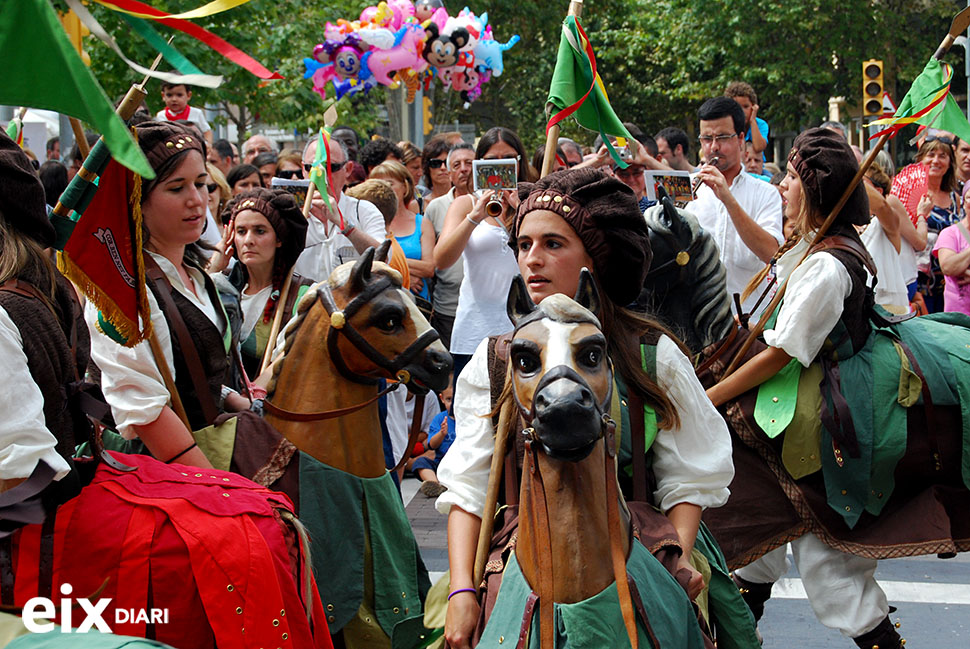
left=58, top=251, right=147, bottom=346
left=56, top=166, right=152, bottom=348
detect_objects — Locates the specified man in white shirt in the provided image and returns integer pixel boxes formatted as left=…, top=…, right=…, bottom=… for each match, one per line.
left=293, top=137, right=386, bottom=282
left=688, top=96, right=783, bottom=315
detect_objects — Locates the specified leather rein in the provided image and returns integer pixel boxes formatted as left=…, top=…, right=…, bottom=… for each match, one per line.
left=263, top=275, right=438, bottom=423
left=514, top=354, right=640, bottom=649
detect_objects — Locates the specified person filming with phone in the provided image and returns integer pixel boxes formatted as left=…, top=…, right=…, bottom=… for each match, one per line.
left=433, top=127, right=534, bottom=382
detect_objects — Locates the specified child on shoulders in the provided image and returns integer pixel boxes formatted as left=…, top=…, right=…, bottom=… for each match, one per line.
left=155, top=82, right=213, bottom=145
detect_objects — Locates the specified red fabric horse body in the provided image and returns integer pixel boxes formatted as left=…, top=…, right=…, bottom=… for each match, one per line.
left=3, top=453, right=332, bottom=649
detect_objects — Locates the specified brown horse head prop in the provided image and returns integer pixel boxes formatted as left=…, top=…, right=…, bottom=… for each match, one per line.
left=264, top=243, right=452, bottom=477
left=320, top=243, right=452, bottom=393
left=507, top=269, right=610, bottom=461
left=504, top=269, right=639, bottom=649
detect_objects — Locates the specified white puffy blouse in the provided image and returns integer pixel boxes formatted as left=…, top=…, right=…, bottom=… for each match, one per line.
left=85, top=252, right=226, bottom=437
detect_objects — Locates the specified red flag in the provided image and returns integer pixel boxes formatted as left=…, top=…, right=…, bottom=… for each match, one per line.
left=57, top=158, right=151, bottom=346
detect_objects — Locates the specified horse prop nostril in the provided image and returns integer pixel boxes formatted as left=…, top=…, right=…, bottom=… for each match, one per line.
left=425, top=348, right=453, bottom=373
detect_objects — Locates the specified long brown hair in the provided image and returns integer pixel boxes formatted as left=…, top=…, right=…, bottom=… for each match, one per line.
left=596, top=281, right=685, bottom=430
left=0, top=215, right=57, bottom=301
left=740, top=231, right=799, bottom=304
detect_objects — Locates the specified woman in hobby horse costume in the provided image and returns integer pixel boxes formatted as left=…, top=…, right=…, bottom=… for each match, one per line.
left=0, top=129, right=331, bottom=647
left=706, top=128, right=944, bottom=649
left=439, top=168, right=759, bottom=648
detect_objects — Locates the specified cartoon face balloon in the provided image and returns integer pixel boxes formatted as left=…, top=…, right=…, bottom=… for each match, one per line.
left=333, top=46, right=363, bottom=79
left=415, top=0, right=444, bottom=22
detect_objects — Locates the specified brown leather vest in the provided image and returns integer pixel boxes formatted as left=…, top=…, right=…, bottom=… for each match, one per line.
left=147, top=270, right=229, bottom=430
left=0, top=276, right=88, bottom=461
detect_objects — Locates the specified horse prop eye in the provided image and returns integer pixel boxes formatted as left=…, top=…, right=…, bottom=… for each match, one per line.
left=513, top=351, right=541, bottom=375
left=579, top=346, right=603, bottom=369
left=378, top=315, right=402, bottom=332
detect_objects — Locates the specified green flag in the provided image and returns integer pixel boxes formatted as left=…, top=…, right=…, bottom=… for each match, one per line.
left=0, top=0, right=153, bottom=177
left=309, top=128, right=335, bottom=211
left=546, top=15, right=633, bottom=166
left=870, top=58, right=970, bottom=143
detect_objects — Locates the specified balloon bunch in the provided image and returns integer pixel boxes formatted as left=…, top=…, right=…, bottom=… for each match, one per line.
left=303, top=0, right=519, bottom=105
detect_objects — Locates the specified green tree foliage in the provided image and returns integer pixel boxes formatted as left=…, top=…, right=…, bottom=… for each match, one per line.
left=80, top=0, right=966, bottom=154
left=82, top=0, right=379, bottom=149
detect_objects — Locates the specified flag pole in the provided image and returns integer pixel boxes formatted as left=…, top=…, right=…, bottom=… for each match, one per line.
left=258, top=104, right=340, bottom=376
left=540, top=1, right=584, bottom=178
left=56, top=52, right=193, bottom=429
left=719, top=4, right=970, bottom=379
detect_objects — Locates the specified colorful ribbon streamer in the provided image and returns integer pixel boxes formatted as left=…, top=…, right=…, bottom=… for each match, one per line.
left=868, top=63, right=953, bottom=140
left=66, top=0, right=222, bottom=87
left=121, top=14, right=205, bottom=76
left=92, top=0, right=253, bottom=21
left=90, top=0, right=282, bottom=80
left=308, top=127, right=345, bottom=228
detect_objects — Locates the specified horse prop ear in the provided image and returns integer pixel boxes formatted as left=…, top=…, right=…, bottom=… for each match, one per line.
left=375, top=239, right=392, bottom=263
left=350, top=246, right=376, bottom=294
left=506, top=275, right=537, bottom=325
left=658, top=185, right=675, bottom=227
left=659, top=185, right=690, bottom=242
left=573, top=268, right=600, bottom=314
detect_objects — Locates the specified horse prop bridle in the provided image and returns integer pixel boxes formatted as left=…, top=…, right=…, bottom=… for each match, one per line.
left=263, top=272, right=440, bottom=423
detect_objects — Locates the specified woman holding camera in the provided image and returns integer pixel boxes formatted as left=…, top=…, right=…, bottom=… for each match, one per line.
left=433, top=127, right=533, bottom=380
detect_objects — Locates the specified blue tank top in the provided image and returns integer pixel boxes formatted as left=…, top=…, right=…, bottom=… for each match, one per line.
left=396, top=215, right=429, bottom=300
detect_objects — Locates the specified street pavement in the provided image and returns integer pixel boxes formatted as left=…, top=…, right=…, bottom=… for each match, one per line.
left=402, top=476, right=970, bottom=648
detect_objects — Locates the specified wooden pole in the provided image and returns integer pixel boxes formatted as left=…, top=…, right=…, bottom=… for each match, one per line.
left=719, top=6, right=970, bottom=379
left=473, top=395, right=516, bottom=588
left=69, top=118, right=90, bottom=158
left=258, top=104, right=339, bottom=375
left=540, top=0, right=585, bottom=178
left=147, top=327, right=191, bottom=429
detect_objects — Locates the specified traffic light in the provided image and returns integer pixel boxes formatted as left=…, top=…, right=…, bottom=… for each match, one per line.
left=422, top=96, right=433, bottom=136
left=862, top=59, right=884, bottom=117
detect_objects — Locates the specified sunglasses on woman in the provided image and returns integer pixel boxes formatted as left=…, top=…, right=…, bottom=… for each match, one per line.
left=925, top=134, right=954, bottom=145
left=427, top=158, right=447, bottom=169
left=276, top=169, right=303, bottom=180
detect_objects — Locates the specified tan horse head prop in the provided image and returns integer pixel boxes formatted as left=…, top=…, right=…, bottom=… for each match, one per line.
left=264, top=243, right=452, bottom=477
left=505, top=269, right=639, bottom=649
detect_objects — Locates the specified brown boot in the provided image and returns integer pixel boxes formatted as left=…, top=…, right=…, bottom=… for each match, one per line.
left=853, top=616, right=903, bottom=649
left=732, top=573, right=773, bottom=622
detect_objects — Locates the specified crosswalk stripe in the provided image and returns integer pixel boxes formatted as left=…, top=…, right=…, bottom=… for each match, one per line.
left=773, top=578, right=970, bottom=605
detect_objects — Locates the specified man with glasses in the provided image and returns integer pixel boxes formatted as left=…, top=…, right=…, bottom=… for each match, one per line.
left=423, top=142, right=474, bottom=348
left=292, top=137, right=385, bottom=282
left=688, top=96, right=782, bottom=315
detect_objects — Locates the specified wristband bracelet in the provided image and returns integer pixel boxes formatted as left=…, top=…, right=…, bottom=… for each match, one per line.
left=219, top=385, right=236, bottom=410
left=341, top=225, right=356, bottom=237
left=448, top=587, right=477, bottom=601
left=164, top=442, right=198, bottom=464
left=466, top=215, right=481, bottom=226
